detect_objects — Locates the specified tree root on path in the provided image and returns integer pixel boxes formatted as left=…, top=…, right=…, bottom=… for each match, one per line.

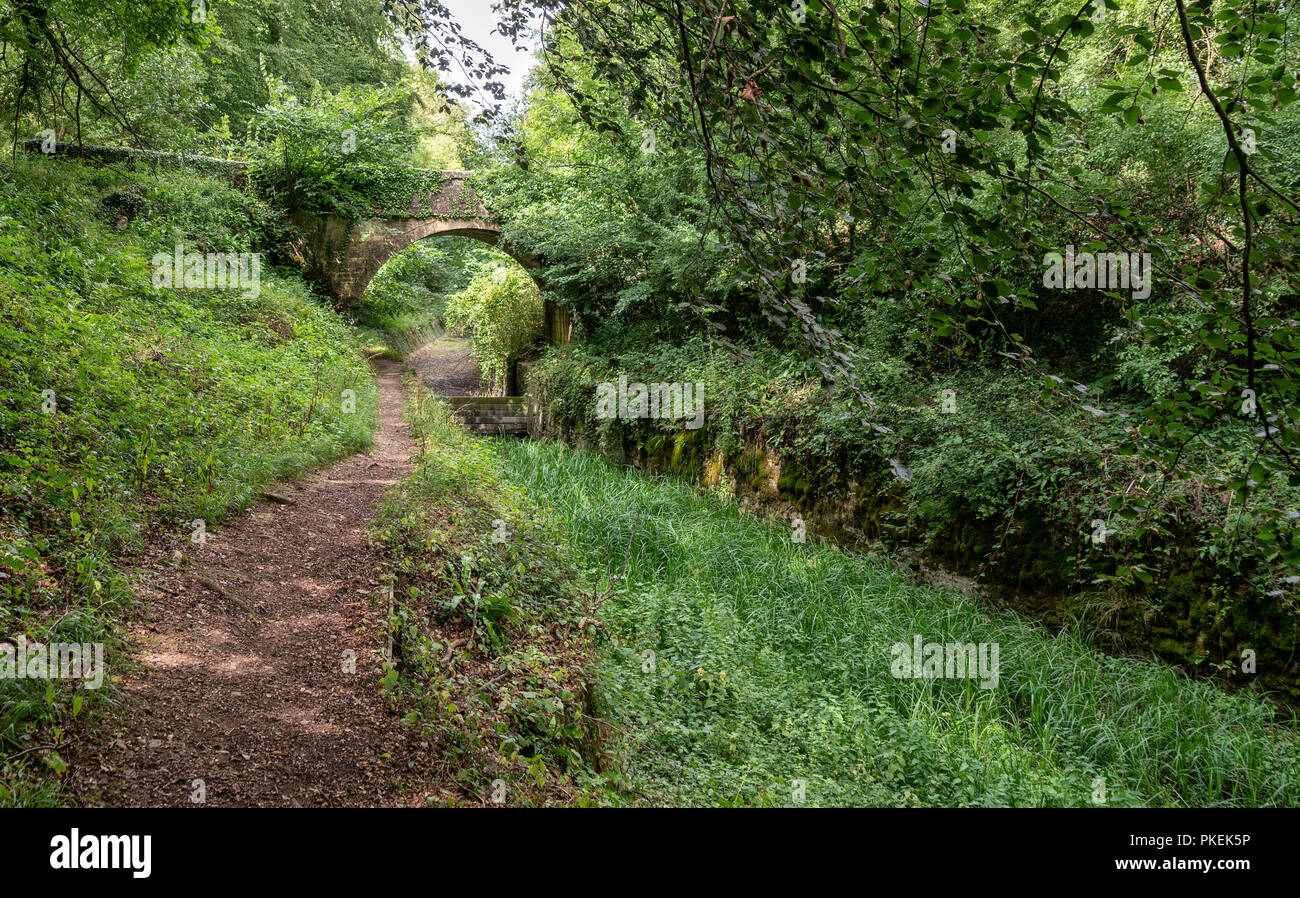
left=194, top=576, right=250, bottom=611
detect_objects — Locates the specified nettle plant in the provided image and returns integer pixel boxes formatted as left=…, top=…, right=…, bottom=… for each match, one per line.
left=501, top=0, right=1300, bottom=592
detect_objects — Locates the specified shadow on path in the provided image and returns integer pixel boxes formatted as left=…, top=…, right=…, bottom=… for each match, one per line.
left=70, top=359, right=445, bottom=807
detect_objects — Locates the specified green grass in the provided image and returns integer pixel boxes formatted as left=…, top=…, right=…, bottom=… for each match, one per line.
left=0, top=157, right=378, bottom=804
left=527, top=333, right=1300, bottom=701
left=499, top=439, right=1300, bottom=807
left=366, top=391, right=595, bottom=805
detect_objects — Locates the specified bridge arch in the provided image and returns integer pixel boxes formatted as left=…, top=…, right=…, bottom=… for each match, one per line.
left=292, top=171, right=570, bottom=343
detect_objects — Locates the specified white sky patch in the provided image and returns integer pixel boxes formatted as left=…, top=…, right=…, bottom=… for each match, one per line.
left=441, top=0, right=539, bottom=110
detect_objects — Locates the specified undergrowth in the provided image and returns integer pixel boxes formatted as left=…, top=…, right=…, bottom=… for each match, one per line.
left=501, top=439, right=1300, bottom=808
left=368, top=385, right=597, bottom=806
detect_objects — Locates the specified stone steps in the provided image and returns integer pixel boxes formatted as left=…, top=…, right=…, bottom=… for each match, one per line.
left=442, top=396, right=534, bottom=435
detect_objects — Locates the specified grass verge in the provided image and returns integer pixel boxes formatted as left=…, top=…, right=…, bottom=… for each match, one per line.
left=501, top=439, right=1300, bottom=807
left=367, top=385, right=598, bottom=806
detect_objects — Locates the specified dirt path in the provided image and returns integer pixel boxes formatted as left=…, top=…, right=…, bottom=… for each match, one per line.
left=70, top=359, right=444, bottom=807
left=406, top=335, right=491, bottom=396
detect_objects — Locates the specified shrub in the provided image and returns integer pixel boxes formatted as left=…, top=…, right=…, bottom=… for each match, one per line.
left=444, top=262, right=543, bottom=392
left=245, top=81, right=440, bottom=218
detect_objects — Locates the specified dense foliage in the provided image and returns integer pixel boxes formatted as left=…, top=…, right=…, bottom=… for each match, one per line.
left=0, top=0, right=206, bottom=146
left=245, top=81, right=443, bottom=217
left=473, top=0, right=1300, bottom=692
left=444, top=259, right=544, bottom=391
left=0, top=0, right=497, bottom=150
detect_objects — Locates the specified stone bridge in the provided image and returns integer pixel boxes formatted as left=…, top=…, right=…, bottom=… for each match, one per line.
left=290, top=173, right=572, bottom=346
left=25, top=142, right=572, bottom=347
left=30, top=143, right=566, bottom=432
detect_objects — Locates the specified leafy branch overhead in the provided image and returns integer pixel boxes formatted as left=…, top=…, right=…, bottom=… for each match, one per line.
left=486, top=0, right=1300, bottom=585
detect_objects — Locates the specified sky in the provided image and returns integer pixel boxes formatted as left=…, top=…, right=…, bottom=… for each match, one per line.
left=440, top=0, right=540, bottom=109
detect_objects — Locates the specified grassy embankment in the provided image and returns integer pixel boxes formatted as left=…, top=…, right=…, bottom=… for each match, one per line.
left=496, top=437, right=1299, bottom=807
left=524, top=333, right=1300, bottom=701
left=0, top=157, right=378, bottom=804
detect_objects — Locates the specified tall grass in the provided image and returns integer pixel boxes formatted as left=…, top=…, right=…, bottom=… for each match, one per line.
left=500, top=440, right=1299, bottom=807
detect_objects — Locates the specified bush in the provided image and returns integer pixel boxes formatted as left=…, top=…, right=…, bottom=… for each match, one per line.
left=444, top=262, right=543, bottom=392
left=245, top=81, right=440, bottom=218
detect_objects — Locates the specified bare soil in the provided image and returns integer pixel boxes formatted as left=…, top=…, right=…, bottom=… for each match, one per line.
left=406, top=335, right=492, bottom=396
left=69, top=359, right=450, bottom=807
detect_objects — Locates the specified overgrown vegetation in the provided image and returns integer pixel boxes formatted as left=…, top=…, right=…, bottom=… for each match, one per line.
left=368, top=388, right=595, bottom=805
left=503, top=438, right=1300, bottom=807
left=353, top=238, right=485, bottom=359
left=525, top=325, right=1300, bottom=697
left=353, top=237, right=542, bottom=388
left=245, top=82, right=444, bottom=218
left=4, top=0, right=1300, bottom=810
left=0, top=157, right=376, bottom=804
left=477, top=0, right=1300, bottom=696
left=444, top=260, right=543, bottom=392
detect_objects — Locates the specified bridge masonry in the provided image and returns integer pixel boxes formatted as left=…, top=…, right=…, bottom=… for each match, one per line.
left=292, top=173, right=498, bottom=304
left=288, top=173, right=569, bottom=435
left=289, top=172, right=572, bottom=346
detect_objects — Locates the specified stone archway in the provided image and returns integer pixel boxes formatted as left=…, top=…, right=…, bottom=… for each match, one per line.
left=290, top=172, right=571, bottom=344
